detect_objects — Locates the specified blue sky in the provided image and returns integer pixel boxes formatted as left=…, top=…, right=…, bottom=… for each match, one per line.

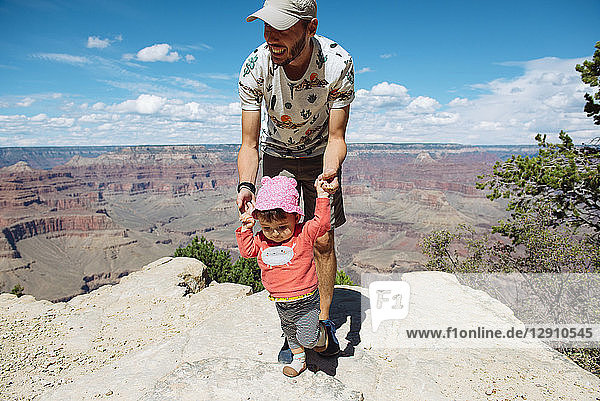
left=0, top=0, right=599, bottom=146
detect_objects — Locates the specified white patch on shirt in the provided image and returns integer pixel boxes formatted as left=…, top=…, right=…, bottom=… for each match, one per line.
left=262, top=245, right=294, bottom=267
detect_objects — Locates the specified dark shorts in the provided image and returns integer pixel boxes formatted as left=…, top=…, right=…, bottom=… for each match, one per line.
left=262, top=153, right=346, bottom=228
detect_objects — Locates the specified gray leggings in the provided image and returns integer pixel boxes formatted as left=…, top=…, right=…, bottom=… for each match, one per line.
left=275, top=290, right=321, bottom=350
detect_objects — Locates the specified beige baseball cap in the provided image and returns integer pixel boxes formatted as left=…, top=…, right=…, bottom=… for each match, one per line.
left=246, top=0, right=317, bottom=31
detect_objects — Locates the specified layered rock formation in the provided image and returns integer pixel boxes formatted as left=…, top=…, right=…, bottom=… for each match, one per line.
left=0, top=143, right=535, bottom=301
left=338, top=145, right=516, bottom=278
left=55, top=145, right=237, bottom=195
left=343, top=146, right=499, bottom=196
left=1, top=257, right=598, bottom=400
left=0, top=162, right=113, bottom=261
left=0, top=146, right=239, bottom=300
left=0, top=146, right=121, bottom=170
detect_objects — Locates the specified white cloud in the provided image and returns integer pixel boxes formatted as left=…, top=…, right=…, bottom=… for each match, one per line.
left=34, top=53, right=90, bottom=64
left=87, top=36, right=110, bottom=49
left=87, top=34, right=123, bottom=49
left=172, top=77, right=208, bottom=90
left=185, top=54, right=195, bottom=62
left=16, top=97, right=35, bottom=107
left=92, top=102, right=106, bottom=111
left=48, top=117, right=75, bottom=127
left=0, top=92, right=242, bottom=145
left=195, top=73, right=237, bottom=80
left=2, top=56, right=597, bottom=146
left=0, top=114, right=26, bottom=123
left=380, top=53, right=396, bottom=59
left=347, top=56, right=598, bottom=144
left=30, top=113, right=47, bottom=121
left=354, top=82, right=411, bottom=110
left=358, top=67, right=372, bottom=74
left=133, top=44, right=180, bottom=62
left=78, top=113, right=110, bottom=123
left=110, top=94, right=167, bottom=114
left=178, top=43, right=212, bottom=51
left=449, top=97, right=470, bottom=107
left=0, top=93, right=64, bottom=109
left=370, top=82, right=409, bottom=97
left=406, top=96, right=441, bottom=113
left=421, top=112, right=459, bottom=126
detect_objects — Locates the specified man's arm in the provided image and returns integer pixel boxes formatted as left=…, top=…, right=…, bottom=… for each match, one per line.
left=321, top=105, right=350, bottom=190
left=237, top=110, right=261, bottom=213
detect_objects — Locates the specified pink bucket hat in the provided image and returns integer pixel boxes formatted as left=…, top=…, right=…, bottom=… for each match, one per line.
left=254, top=175, right=304, bottom=216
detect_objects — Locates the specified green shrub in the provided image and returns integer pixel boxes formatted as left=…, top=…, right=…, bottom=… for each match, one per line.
left=10, top=284, right=24, bottom=297
left=335, top=270, right=356, bottom=286
left=174, top=236, right=233, bottom=283
left=421, top=205, right=600, bottom=377
left=175, top=236, right=357, bottom=292
left=563, top=348, right=600, bottom=377
left=174, top=236, right=263, bottom=293
left=476, top=131, right=600, bottom=236
left=231, top=256, right=264, bottom=293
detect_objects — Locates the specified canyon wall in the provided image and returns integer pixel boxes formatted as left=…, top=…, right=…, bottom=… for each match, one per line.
left=0, top=144, right=536, bottom=300
left=0, top=145, right=239, bottom=300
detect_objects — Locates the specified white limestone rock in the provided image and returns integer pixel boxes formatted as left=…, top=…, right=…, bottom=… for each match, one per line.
left=177, top=258, right=211, bottom=295
left=1, top=258, right=599, bottom=401
left=141, top=358, right=363, bottom=401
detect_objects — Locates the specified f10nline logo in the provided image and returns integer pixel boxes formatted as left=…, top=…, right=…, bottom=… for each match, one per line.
left=368, top=281, right=411, bottom=332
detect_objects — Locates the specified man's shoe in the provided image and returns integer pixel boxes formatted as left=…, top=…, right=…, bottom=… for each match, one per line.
left=312, top=321, right=328, bottom=353
left=278, top=336, right=293, bottom=364
left=318, top=319, right=340, bottom=357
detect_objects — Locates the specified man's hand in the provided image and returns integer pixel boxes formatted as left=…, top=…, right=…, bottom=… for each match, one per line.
left=318, top=167, right=339, bottom=194
left=239, top=202, right=256, bottom=232
left=237, top=188, right=256, bottom=215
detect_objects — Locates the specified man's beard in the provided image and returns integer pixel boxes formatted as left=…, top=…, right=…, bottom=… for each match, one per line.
left=274, top=35, right=308, bottom=66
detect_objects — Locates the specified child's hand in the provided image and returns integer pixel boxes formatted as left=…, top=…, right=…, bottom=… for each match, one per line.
left=239, top=202, right=256, bottom=231
left=319, top=168, right=339, bottom=195
left=315, top=177, right=332, bottom=198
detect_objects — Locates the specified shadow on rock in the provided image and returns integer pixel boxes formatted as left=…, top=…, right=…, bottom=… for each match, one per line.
left=307, top=287, right=369, bottom=377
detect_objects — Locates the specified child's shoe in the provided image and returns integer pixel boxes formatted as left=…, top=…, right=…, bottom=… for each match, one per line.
left=283, top=351, right=306, bottom=377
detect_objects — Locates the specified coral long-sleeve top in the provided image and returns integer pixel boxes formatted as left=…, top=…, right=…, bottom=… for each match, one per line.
left=235, top=197, right=330, bottom=299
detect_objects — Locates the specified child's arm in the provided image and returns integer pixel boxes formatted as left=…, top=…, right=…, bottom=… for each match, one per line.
left=302, top=178, right=331, bottom=242
left=239, top=207, right=255, bottom=233
left=235, top=204, right=260, bottom=258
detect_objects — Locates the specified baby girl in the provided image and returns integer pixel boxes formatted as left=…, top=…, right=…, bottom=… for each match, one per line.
left=235, top=175, right=333, bottom=377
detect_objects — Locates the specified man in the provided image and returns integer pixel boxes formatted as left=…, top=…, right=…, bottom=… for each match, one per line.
left=237, top=0, right=354, bottom=363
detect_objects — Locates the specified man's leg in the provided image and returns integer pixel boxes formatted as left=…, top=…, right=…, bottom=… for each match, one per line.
left=298, top=155, right=344, bottom=357
left=299, top=157, right=345, bottom=321
left=314, top=230, right=336, bottom=321
left=314, top=229, right=341, bottom=356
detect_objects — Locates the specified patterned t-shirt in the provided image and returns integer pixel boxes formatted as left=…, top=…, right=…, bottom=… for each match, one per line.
left=239, top=35, right=355, bottom=158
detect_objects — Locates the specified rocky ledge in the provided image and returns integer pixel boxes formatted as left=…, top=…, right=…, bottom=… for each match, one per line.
left=1, top=257, right=599, bottom=400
